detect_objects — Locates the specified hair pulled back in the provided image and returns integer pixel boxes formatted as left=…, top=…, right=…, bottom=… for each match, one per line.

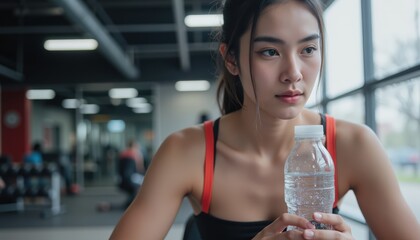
left=215, top=0, right=325, bottom=114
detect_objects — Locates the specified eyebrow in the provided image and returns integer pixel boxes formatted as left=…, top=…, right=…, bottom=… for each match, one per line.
left=253, top=34, right=320, bottom=44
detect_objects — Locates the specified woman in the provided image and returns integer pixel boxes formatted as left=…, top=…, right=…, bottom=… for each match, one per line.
left=110, top=0, right=420, bottom=239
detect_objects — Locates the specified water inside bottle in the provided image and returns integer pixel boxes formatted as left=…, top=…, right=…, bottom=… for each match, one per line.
left=285, top=172, right=334, bottom=230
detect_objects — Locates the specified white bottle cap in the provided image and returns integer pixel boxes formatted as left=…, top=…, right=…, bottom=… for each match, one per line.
left=294, top=125, right=324, bottom=138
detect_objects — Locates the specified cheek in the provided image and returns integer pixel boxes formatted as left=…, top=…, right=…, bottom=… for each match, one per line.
left=305, top=60, right=321, bottom=83
left=237, top=57, right=255, bottom=99
left=240, top=74, right=256, bottom=100
left=253, top=66, right=275, bottom=91
left=308, top=53, right=322, bottom=74
left=241, top=68, right=276, bottom=104
left=239, top=61, right=272, bottom=96
left=302, top=60, right=321, bottom=97
left=254, top=60, right=281, bottom=82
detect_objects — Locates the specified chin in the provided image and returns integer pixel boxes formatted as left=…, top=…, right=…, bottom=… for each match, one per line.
left=277, top=113, right=299, bottom=120
left=261, top=109, right=300, bottom=121
left=257, top=103, right=305, bottom=120
left=275, top=107, right=303, bottom=120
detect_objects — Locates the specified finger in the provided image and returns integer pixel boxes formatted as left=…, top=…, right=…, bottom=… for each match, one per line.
left=312, top=212, right=350, bottom=232
left=266, top=213, right=315, bottom=234
left=271, top=229, right=306, bottom=240
left=303, top=229, right=344, bottom=240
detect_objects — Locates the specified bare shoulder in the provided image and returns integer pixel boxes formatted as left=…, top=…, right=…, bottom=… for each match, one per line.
left=145, top=125, right=206, bottom=193
left=335, top=119, right=383, bottom=165
left=335, top=119, right=379, bottom=148
left=334, top=119, right=392, bottom=189
left=153, top=125, right=206, bottom=170
left=159, top=125, right=205, bottom=155
left=161, top=125, right=203, bottom=148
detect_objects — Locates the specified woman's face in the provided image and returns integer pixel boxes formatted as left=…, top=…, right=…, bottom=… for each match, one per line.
left=236, top=1, right=321, bottom=119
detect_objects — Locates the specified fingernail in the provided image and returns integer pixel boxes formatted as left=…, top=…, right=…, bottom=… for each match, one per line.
left=314, top=212, right=322, bottom=220
left=304, top=229, right=315, bottom=239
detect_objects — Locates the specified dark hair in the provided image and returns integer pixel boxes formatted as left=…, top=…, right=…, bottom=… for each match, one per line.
left=33, top=142, right=42, bottom=152
left=127, top=139, right=136, bottom=148
left=198, top=112, right=210, bottom=123
left=215, top=0, right=325, bottom=115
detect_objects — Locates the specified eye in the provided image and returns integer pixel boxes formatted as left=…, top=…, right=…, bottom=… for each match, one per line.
left=260, top=49, right=279, bottom=57
left=302, top=47, right=317, bottom=55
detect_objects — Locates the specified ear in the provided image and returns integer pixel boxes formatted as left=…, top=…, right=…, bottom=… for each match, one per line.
left=219, top=43, right=239, bottom=76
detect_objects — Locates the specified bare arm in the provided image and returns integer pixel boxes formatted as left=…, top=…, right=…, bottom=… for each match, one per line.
left=338, top=122, right=420, bottom=240
left=110, top=128, right=204, bottom=240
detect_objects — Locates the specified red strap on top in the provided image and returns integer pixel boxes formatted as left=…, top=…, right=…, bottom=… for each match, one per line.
left=201, top=116, right=339, bottom=212
left=325, top=115, right=339, bottom=208
left=202, top=120, right=215, bottom=213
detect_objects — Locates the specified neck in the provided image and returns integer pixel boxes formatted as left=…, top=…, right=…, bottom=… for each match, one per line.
left=230, top=108, right=305, bottom=159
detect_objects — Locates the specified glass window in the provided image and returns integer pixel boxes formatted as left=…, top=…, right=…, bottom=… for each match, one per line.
left=372, top=0, right=420, bottom=79
left=324, top=0, right=364, bottom=98
left=327, top=94, right=365, bottom=124
left=376, top=77, right=420, bottom=222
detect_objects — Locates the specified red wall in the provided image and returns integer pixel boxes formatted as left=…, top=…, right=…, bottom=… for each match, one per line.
left=1, top=88, right=31, bottom=163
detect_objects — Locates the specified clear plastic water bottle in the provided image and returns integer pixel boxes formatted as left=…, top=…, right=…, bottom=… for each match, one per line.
left=284, top=125, right=335, bottom=230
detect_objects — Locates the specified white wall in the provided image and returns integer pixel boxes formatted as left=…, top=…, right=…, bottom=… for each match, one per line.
left=31, top=102, right=74, bottom=153
left=153, top=82, right=220, bottom=151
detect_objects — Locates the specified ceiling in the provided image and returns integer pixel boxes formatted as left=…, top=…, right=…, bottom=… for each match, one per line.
left=0, top=0, right=222, bottom=119
left=0, top=0, right=333, bottom=119
left=0, top=0, right=220, bottom=87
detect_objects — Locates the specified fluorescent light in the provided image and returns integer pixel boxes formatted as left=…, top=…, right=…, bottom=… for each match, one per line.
left=62, top=99, right=85, bottom=109
left=133, top=103, right=152, bottom=113
left=110, top=98, right=122, bottom=106
left=81, top=104, right=99, bottom=114
left=184, top=14, right=223, bottom=27
left=107, top=120, right=125, bottom=133
left=44, top=39, right=98, bottom=51
left=126, top=97, right=147, bottom=108
left=26, top=89, right=55, bottom=100
left=108, top=88, right=138, bottom=99
left=175, top=80, right=210, bottom=92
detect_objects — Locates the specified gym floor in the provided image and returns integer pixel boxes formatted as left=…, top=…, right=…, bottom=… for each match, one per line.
left=0, top=179, right=193, bottom=240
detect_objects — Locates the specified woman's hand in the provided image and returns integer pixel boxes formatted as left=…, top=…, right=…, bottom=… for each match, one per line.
left=252, top=213, right=353, bottom=240
left=252, top=213, right=315, bottom=240
left=302, top=212, right=353, bottom=240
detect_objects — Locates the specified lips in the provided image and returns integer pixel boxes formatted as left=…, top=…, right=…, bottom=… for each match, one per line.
left=275, top=90, right=303, bottom=104
left=276, top=90, right=303, bottom=97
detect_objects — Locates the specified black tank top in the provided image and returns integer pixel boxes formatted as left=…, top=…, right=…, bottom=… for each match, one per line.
left=194, top=115, right=339, bottom=240
left=195, top=212, right=273, bottom=240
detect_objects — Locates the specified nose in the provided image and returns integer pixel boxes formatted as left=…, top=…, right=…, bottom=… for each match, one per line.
left=279, top=54, right=302, bottom=83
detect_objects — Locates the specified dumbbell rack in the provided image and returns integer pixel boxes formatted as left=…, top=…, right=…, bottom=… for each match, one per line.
left=0, top=163, right=64, bottom=218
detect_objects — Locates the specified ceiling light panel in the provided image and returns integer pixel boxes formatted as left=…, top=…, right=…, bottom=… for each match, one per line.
left=133, top=103, right=152, bottom=113
left=44, top=39, right=98, bottom=51
left=26, top=89, right=55, bottom=100
left=81, top=104, right=100, bottom=114
left=175, top=80, right=210, bottom=92
left=62, top=99, right=85, bottom=109
left=184, top=14, right=223, bottom=27
left=109, top=88, right=138, bottom=99
left=126, top=97, right=147, bottom=108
